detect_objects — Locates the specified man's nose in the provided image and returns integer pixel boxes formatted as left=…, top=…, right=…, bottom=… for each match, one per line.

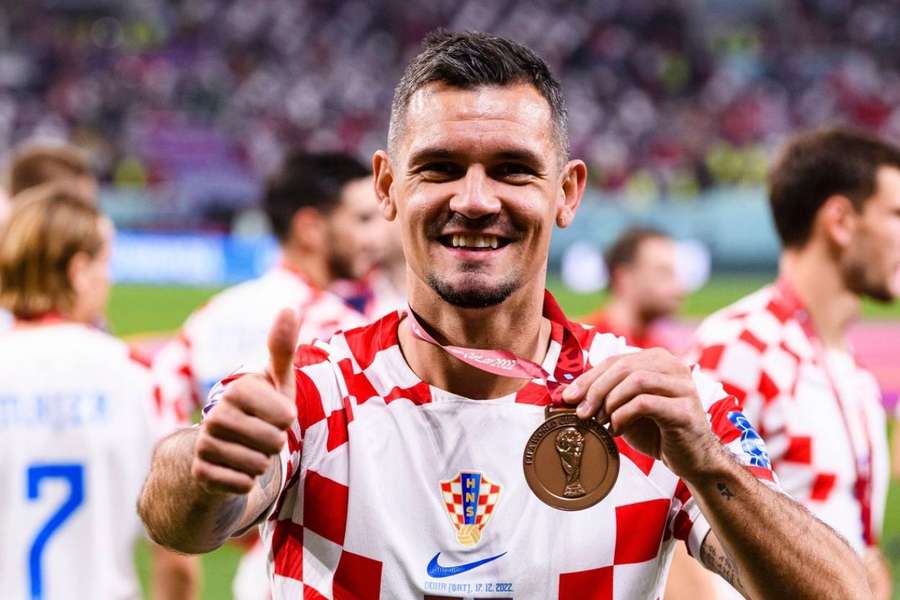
left=448, top=166, right=501, bottom=218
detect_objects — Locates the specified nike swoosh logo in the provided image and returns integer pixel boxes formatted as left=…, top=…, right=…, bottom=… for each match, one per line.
left=426, top=551, right=507, bottom=578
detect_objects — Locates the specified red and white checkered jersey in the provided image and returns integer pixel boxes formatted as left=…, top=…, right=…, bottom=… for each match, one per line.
left=208, top=300, right=780, bottom=599
left=692, top=281, right=889, bottom=554
left=153, top=264, right=365, bottom=428
left=0, top=322, right=161, bottom=599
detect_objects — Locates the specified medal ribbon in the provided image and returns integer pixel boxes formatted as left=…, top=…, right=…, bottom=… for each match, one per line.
left=404, top=290, right=585, bottom=405
left=774, top=278, right=876, bottom=545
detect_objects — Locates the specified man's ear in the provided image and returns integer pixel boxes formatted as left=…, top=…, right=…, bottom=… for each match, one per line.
left=818, top=194, right=858, bottom=248
left=67, top=251, right=90, bottom=298
left=556, top=159, right=587, bottom=228
left=373, top=150, right=397, bottom=221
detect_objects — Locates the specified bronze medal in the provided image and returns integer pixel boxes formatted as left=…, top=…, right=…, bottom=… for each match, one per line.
left=523, top=407, right=619, bottom=510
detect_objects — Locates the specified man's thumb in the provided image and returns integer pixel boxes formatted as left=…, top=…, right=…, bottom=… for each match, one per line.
left=267, top=308, right=301, bottom=394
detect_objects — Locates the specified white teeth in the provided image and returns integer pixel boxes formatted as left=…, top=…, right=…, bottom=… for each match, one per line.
left=449, top=234, right=500, bottom=249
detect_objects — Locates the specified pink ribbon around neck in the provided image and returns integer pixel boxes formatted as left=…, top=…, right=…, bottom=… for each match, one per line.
left=403, top=290, right=585, bottom=405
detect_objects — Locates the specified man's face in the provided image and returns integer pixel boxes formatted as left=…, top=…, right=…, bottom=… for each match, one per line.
left=842, top=166, right=900, bottom=302
left=325, top=176, right=383, bottom=280
left=74, top=217, right=113, bottom=323
left=381, top=83, right=581, bottom=309
left=621, top=237, right=685, bottom=322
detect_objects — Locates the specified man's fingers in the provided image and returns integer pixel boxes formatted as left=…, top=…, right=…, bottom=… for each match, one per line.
left=221, top=375, right=295, bottom=431
left=561, top=354, right=621, bottom=403
left=601, top=371, right=696, bottom=421
left=195, top=434, right=272, bottom=477
left=204, top=403, right=288, bottom=456
left=572, top=359, right=631, bottom=418
left=191, top=457, right=256, bottom=495
left=563, top=348, right=689, bottom=418
left=607, top=394, right=668, bottom=435
left=267, top=308, right=301, bottom=397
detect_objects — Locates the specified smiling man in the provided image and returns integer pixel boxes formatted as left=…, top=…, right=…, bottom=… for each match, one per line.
left=138, top=32, right=868, bottom=599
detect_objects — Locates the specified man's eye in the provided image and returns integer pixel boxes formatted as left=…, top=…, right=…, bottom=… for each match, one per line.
left=419, top=162, right=462, bottom=179
left=493, top=163, right=535, bottom=180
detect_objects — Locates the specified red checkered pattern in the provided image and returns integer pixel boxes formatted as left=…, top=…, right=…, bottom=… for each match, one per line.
left=152, top=265, right=364, bottom=432
left=204, top=299, right=783, bottom=599
left=693, top=283, right=889, bottom=554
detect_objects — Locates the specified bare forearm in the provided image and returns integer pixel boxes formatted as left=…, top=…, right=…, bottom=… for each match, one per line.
left=688, top=446, right=868, bottom=599
left=138, top=428, right=251, bottom=554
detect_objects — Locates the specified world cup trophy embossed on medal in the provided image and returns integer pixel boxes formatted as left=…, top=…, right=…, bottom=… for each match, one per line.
left=523, top=405, right=619, bottom=510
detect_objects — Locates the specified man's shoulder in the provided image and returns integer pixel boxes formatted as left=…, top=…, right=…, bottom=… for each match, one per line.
left=694, top=284, right=794, bottom=349
left=295, top=310, right=404, bottom=374
left=4, top=324, right=151, bottom=381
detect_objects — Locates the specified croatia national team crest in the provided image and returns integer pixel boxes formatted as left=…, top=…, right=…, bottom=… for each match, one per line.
left=439, top=472, right=502, bottom=547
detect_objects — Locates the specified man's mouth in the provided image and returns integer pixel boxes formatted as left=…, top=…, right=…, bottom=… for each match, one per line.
left=438, top=233, right=512, bottom=250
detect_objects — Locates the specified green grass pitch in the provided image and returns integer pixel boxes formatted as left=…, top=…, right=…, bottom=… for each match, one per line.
left=114, top=278, right=900, bottom=599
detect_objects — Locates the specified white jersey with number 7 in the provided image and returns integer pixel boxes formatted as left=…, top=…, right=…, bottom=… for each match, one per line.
left=0, top=322, right=160, bottom=600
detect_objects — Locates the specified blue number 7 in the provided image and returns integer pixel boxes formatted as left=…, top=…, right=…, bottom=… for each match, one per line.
left=26, top=464, right=85, bottom=600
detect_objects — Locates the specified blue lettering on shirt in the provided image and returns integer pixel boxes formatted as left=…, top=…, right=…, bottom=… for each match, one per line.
left=0, top=392, right=109, bottom=431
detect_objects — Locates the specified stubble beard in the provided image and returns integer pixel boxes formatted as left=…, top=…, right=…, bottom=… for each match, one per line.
left=426, top=269, right=519, bottom=309
left=842, top=253, right=894, bottom=303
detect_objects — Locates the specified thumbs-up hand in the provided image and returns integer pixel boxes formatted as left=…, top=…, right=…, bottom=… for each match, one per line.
left=191, top=309, right=300, bottom=495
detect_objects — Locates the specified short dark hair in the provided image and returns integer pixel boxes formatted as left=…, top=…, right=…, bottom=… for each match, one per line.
left=605, top=227, right=670, bottom=284
left=8, top=143, right=92, bottom=196
left=388, top=30, right=568, bottom=157
left=262, top=151, right=370, bottom=243
left=768, top=128, right=900, bottom=248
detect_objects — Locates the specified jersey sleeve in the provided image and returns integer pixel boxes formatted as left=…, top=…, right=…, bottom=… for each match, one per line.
left=125, top=344, right=171, bottom=446
left=671, top=366, right=781, bottom=558
left=151, top=331, right=199, bottom=431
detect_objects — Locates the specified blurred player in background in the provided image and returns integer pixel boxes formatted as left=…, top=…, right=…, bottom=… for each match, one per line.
left=334, top=210, right=407, bottom=320
left=693, top=128, right=899, bottom=599
left=0, top=188, right=194, bottom=599
left=0, top=142, right=100, bottom=332
left=152, top=150, right=378, bottom=425
left=152, top=150, right=380, bottom=600
left=6, top=142, right=97, bottom=201
left=584, top=227, right=684, bottom=349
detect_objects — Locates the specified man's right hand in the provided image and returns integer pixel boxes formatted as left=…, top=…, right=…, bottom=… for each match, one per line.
left=191, top=308, right=300, bottom=495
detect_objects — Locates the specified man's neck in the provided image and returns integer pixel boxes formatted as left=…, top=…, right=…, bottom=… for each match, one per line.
left=779, top=245, right=860, bottom=350
left=280, top=246, right=331, bottom=290
left=601, top=296, right=647, bottom=340
left=399, top=278, right=551, bottom=399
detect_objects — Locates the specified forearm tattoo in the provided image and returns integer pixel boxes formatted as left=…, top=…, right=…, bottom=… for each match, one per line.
left=700, top=533, right=745, bottom=595
left=213, top=494, right=248, bottom=538
left=717, top=482, right=735, bottom=500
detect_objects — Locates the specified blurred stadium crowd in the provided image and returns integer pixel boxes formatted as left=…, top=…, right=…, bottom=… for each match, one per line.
left=2, top=0, right=900, bottom=211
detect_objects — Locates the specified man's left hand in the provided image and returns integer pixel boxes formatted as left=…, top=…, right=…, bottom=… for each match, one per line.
left=561, top=347, right=724, bottom=480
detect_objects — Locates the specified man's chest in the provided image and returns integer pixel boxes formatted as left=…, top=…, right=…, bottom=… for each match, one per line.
left=767, top=358, right=881, bottom=504
left=269, top=401, right=681, bottom=599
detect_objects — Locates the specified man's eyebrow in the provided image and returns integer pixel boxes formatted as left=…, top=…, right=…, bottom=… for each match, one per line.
left=407, top=147, right=461, bottom=166
left=493, top=149, right=546, bottom=168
